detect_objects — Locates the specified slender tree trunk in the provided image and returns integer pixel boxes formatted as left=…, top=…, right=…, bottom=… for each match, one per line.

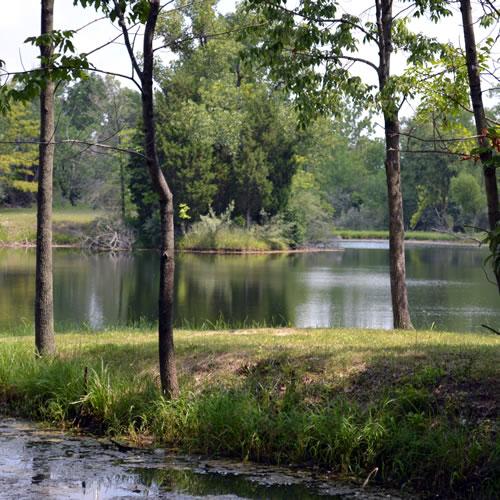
left=118, top=136, right=126, bottom=219
left=35, top=0, right=56, bottom=355
left=142, top=0, right=178, bottom=397
left=460, top=0, right=500, bottom=291
left=246, top=206, right=251, bottom=227
left=376, top=0, right=413, bottom=329
left=384, top=116, right=413, bottom=328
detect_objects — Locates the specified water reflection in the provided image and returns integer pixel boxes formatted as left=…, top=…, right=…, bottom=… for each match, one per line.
left=0, top=419, right=399, bottom=499
left=0, top=244, right=498, bottom=332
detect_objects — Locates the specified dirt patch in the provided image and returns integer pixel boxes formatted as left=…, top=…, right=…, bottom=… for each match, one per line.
left=433, top=377, right=499, bottom=423
left=181, top=351, right=250, bottom=385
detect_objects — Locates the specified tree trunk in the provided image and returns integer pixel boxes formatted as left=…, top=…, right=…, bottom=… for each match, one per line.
left=460, top=0, right=500, bottom=291
left=35, top=0, right=56, bottom=355
left=376, top=0, right=413, bottom=329
left=119, top=136, right=126, bottom=219
left=246, top=206, right=251, bottom=228
left=158, top=199, right=178, bottom=395
left=142, top=0, right=179, bottom=397
left=384, top=117, right=413, bottom=328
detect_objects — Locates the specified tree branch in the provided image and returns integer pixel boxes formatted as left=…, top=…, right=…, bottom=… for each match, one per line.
left=0, top=139, right=145, bottom=158
left=113, top=0, right=143, bottom=81
left=261, top=1, right=379, bottom=44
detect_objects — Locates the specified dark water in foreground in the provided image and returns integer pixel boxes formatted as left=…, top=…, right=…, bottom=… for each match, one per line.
left=0, top=418, right=400, bottom=499
left=0, top=242, right=498, bottom=332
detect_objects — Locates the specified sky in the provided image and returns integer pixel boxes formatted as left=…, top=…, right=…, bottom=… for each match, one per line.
left=0, top=0, right=233, bottom=81
left=0, top=0, right=497, bottom=123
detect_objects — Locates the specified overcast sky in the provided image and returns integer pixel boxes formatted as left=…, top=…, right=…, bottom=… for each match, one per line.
left=0, top=0, right=497, bottom=122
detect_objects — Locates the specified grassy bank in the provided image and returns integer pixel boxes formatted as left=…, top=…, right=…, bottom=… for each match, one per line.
left=0, top=207, right=102, bottom=246
left=0, top=328, right=498, bottom=498
left=333, top=229, right=475, bottom=242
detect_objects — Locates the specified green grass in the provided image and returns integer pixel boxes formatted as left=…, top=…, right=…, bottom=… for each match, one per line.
left=0, top=327, right=498, bottom=498
left=0, top=207, right=103, bottom=245
left=333, top=229, right=476, bottom=242
left=179, top=225, right=289, bottom=252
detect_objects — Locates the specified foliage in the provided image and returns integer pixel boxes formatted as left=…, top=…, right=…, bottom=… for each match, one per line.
left=127, top=4, right=300, bottom=244
left=0, top=29, right=90, bottom=113
left=482, top=226, right=500, bottom=282
left=0, top=101, right=39, bottom=204
left=0, top=74, right=141, bottom=210
left=293, top=115, right=387, bottom=232
left=286, top=168, right=333, bottom=244
left=0, top=0, right=492, bottom=251
left=450, top=172, right=484, bottom=227
left=53, top=74, right=141, bottom=209
left=243, top=0, right=451, bottom=126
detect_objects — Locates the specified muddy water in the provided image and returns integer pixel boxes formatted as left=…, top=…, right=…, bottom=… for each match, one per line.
left=0, top=418, right=404, bottom=499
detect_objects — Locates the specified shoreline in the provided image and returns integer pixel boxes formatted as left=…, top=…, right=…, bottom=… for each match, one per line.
left=0, top=417, right=402, bottom=499
left=341, top=237, right=480, bottom=247
left=0, top=237, right=480, bottom=251
left=0, top=327, right=498, bottom=498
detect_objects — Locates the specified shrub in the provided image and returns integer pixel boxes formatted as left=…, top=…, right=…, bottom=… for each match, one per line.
left=180, top=203, right=290, bottom=251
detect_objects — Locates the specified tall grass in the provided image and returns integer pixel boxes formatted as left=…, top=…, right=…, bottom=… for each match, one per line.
left=180, top=225, right=284, bottom=251
left=0, top=328, right=498, bottom=498
left=179, top=204, right=289, bottom=251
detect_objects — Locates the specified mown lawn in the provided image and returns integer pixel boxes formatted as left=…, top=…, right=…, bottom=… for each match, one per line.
left=0, top=207, right=103, bottom=245
left=0, top=327, right=498, bottom=498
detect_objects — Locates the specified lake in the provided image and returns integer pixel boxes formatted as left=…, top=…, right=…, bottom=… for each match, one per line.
left=0, top=242, right=498, bottom=332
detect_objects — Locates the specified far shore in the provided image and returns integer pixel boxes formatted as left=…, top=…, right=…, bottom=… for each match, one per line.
left=0, top=236, right=480, bottom=251
left=0, top=207, right=482, bottom=251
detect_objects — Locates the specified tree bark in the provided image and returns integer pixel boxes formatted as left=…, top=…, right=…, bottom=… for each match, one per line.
left=35, top=0, right=56, bottom=355
left=376, top=0, right=413, bottom=329
left=142, top=0, right=179, bottom=397
left=460, top=0, right=500, bottom=291
left=118, top=136, right=126, bottom=219
left=384, top=117, right=413, bottom=328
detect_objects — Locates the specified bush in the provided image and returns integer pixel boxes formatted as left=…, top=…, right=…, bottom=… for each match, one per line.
left=180, top=203, right=290, bottom=251
left=335, top=206, right=386, bottom=230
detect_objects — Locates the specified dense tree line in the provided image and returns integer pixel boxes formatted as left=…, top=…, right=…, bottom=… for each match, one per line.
left=1, top=52, right=492, bottom=243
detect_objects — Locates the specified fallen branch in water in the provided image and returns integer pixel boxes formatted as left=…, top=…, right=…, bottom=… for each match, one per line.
left=481, top=324, right=500, bottom=335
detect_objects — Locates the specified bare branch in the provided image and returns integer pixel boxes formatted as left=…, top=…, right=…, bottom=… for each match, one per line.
left=261, top=1, right=379, bottom=44
left=397, top=131, right=482, bottom=143
left=113, top=0, right=143, bottom=81
left=0, top=139, right=145, bottom=158
left=75, top=16, right=108, bottom=33
left=399, top=148, right=469, bottom=157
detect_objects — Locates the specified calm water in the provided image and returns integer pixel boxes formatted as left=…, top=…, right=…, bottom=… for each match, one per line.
left=0, top=242, right=498, bottom=332
left=0, top=418, right=400, bottom=499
